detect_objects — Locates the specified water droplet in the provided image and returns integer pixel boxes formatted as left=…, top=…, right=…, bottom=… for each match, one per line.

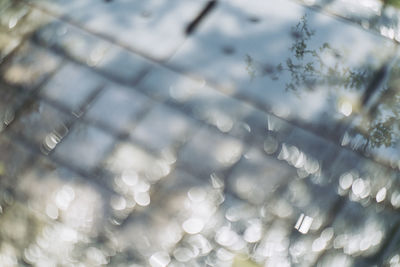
left=339, top=173, right=353, bottom=190
left=216, top=141, right=242, bottom=166
left=263, top=136, right=278, bottom=154
left=277, top=143, right=290, bottom=160
left=244, top=220, right=262, bottom=243
left=135, top=180, right=150, bottom=193
left=182, top=218, right=204, bottom=234
left=8, top=17, right=18, bottom=29
left=339, top=101, right=352, bottom=116
left=390, top=254, right=399, bottom=265
left=215, top=114, right=233, bottom=133
left=110, top=196, right=126, bottom=211
left=376, top=187, right=387, bottom=203
left=293, top=151, right=305, bottom=169
left=294, top=213, right=313, bottom=234
left=272, top=105, right=290, bottom=118
left=88, top=46, right=107, bottom=66
left=3, top=109, right=15, bottom=125
left=60, top=227, right=78, bottom=242
left=215, top=226, right=239, bottom=247
left=149, top=252, right=170, bottom=267
left=216, top=248, right=234, bottom=261
left=87, top=247, right=108, bottom=265
left=359, top=237, right=371, bottom=251
left=55, top=185, right=75, bottom=210
left=43, top=132, right=61, bottom=152
left=188, top=187, right=206, bottom=203
left=304, top=158, right=319, bottom=174
left=391, top=191, right=400, bottom=208
left=121, top=170, right=138, bottom=186
left=341, top=132, right=350, bottom=146
left=321, top=227, right=334, bottom=241
left=312, top=237, right=326, bottom=252
left=187, top=234, right=212, bottom=255
left=173, top=247, right=193, bottom=262
left=134, top=191, right=150, bottom=206
left=210, top=173, right=224, bottom=189
left=352, top=178, right=365, bottom=196
left=372, top=230, right=383, bottom=246
left=45, top=203, right=59, bottom=220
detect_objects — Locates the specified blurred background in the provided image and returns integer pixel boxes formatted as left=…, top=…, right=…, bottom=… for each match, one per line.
left=0, top=0, right=400, bottom=266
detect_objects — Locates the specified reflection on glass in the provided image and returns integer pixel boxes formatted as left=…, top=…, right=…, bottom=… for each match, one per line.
left=246, top=14, right=400, bottom=160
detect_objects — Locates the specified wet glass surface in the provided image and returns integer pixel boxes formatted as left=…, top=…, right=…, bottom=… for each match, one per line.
left=0, top=0, right=400, bottom=266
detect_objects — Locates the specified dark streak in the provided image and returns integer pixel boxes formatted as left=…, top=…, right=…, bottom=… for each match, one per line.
left=185, top=0, right=217, bottom=35
left=362, top=63, right=389, bottom=106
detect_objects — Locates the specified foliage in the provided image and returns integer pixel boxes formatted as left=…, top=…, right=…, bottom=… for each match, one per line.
left=245, top=15, right=374, bottom=93
left=245, top=14, right=400, bottom=150
left=385, top=0, right=400, bottom=8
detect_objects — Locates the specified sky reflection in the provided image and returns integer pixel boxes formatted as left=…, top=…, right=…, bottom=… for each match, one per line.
left=0, top=0, right=400, bottom=266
